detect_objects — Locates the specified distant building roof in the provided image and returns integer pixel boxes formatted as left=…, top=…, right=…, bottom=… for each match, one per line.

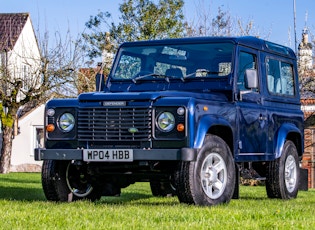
left=0, top=13, right=29, bottom=51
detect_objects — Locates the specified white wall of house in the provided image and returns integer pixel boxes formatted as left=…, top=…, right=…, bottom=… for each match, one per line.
left=11, top=104, right=44, bottom=171
left=6, top=16, right=41, bottom=101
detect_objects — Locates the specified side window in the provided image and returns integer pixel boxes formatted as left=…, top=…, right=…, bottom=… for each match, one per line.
left=237, top=52, right=257, bottom=91
left=266, top=58, right=295, bottom=96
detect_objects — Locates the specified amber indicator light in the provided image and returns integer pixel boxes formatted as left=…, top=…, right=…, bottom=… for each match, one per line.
left=46, top=124, right=55, bottom=132
left=177, top=123, right=185, bottom=132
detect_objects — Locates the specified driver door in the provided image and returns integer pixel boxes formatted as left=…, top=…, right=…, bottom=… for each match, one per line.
left=235, top=48, right=268, bottom=158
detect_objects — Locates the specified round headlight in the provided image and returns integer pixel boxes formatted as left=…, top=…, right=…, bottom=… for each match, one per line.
left=58, top=113, right=75, bottom=132
left=157, top=112, right=175, bottom=132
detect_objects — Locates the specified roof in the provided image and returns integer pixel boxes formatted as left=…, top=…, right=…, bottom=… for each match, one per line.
left=0, top=13, right=29, bottom=51
left=17, top=100, right=41, bottom=119
left=120, top=36, right=296, bottom=59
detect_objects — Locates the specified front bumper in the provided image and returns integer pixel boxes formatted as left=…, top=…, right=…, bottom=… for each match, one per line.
left=34, top=148, right=197, bottom=162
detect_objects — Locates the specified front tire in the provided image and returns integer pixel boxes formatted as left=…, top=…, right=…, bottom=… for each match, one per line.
left=41, top=160, right=102, bottom=202
left=266, top=140, right=300, bottom=199
left=175, top=134, right=235, bottom=206
left=42, top=160, right=59, bottom=201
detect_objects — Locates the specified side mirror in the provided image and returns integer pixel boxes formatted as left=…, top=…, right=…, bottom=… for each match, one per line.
left=245, top=69, right=258, bottom=89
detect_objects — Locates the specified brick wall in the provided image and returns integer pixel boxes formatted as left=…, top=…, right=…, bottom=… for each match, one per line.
left=302, top=128, right=315, bottom=188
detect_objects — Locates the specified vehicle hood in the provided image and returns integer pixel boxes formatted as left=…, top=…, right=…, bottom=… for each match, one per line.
left=78, top=91, right=228, bottom=102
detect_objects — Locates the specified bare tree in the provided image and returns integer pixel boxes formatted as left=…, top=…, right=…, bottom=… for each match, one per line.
left=0, top=29, right=86, bottom=173
left=185, top=2, right=262, bottom=38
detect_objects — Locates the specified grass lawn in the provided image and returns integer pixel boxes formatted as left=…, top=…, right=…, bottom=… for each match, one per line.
left=0, top=173, right=314, bottom=229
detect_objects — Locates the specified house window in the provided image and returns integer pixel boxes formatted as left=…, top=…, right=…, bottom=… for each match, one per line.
left=0, top=52, right=4, bottom=67
left=22, top=65, right=30, bottom=90
left=35, top=127, right=44, bottom=148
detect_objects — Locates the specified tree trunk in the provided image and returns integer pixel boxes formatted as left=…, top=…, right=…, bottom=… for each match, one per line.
left=0, top=126, right=13, bottom=174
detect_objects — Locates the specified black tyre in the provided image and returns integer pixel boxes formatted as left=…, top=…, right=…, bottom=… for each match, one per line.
left=42, top=160, right=59, bottom=201
left=266, top=140, right=300, bottom=199
left=175, top=134, right=235, bottom=206
left=41, top=160, right=102, bottom=202
left=174, top=161, right=194, bottom=204
left=150, top=180, right=176, bottom=197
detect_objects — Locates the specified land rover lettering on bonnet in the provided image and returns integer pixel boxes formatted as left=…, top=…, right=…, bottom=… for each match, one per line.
left=102, top=101, right=126, bottom=106
left=35, top=36, right=304, bottom=206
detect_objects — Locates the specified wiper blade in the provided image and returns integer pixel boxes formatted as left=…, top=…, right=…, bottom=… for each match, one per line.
left=132, top=73, right=157, bottom=83
left=132, top=73, right=184, bottom=83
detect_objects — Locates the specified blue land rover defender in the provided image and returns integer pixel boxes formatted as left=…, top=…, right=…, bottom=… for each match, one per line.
left=35, top=36, right=304, bottom=206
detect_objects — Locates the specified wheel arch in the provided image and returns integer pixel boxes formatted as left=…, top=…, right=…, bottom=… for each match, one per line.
left=194, top=115, right=234, bottom=155
left=274, top=123, right=303, bottom=159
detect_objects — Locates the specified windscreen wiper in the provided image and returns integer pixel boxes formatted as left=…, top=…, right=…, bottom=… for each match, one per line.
left=132, top=73, right=184, bottom=83
left=132, top=73, right=156, bottom=83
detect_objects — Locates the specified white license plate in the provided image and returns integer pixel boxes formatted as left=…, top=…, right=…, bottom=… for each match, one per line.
left=83, top=149, right=133, bottom=162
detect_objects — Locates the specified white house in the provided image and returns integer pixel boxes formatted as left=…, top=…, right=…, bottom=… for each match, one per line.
left=10, top=105, right=44, bottom=172
left=0, top=13, right=41, bottom=99
left=0, top=13, right=43, bottom=171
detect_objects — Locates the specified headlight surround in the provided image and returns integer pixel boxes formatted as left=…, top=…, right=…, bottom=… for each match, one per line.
left=58, top=113, right=75, bottom=132
left=157, top=112, right=175, bottom=132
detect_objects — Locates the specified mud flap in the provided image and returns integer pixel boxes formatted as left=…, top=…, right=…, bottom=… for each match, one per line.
left=299, top=167, right=308, bottom=191
left=232, top=164, right=240, bottom=199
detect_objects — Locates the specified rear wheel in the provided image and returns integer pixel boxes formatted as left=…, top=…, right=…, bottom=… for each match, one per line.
left=266, top=140, right=300, bottom=199
left=175, top=134, right=235, bottom=206
left=41, top=160, right=102, bottom=202
left=150, top=180, right=176, bottom=197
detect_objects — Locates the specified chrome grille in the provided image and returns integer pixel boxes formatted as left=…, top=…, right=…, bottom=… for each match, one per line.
left=77, top=107, right=152, bottom=141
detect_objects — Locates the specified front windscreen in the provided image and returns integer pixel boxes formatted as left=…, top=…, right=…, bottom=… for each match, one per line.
left=111, top=42, right=234, bottom=82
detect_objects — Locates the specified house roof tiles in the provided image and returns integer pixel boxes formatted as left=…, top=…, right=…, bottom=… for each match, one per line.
left=0, top=13, right=29, bottom=51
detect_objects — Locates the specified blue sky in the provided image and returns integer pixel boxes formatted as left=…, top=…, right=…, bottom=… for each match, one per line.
left=1, top=0, right=314, bottom=51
